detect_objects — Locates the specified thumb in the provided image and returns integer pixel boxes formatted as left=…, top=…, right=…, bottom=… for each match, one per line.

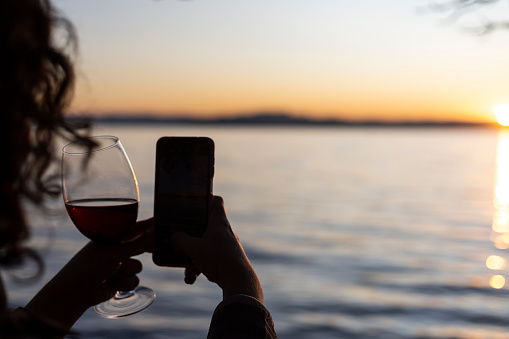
left=208, top=196, right=234, bottom=235
left=171, top=232, right=200, bottom=254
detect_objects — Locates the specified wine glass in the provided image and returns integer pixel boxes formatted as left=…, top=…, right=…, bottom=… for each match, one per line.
left=62, top=135, right=155, bottom=318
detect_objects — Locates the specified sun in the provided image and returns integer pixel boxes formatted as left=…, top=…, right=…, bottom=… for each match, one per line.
left=494, top=104, right=509, bottom=126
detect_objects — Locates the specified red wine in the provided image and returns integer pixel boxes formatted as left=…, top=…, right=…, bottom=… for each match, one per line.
left=65, top=198, right=138, bottom=244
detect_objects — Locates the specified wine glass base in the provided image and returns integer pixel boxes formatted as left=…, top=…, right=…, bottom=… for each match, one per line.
left=94, top=286, right=156, bottom=318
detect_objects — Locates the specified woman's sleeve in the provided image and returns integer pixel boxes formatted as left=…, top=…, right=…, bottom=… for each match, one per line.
left=207, top=295, right=278, bottom=339
left=3, top=307, right=72, bottom=338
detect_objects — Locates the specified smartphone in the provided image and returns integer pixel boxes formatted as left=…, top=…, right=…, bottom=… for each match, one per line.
left=153, top=136, right=214, bottom=267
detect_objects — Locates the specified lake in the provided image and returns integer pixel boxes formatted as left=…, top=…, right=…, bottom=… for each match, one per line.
left=5, top=124, right=508, bottom=338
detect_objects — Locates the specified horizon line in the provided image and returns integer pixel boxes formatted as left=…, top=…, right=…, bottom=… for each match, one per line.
left=67, top=112, right=497, bottom=127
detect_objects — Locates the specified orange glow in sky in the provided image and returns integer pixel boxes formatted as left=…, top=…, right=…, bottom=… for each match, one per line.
left=53, top=0, right=509, bottom=123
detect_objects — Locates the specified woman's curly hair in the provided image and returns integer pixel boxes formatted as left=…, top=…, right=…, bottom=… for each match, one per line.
left=0, top=0, right=94, bottom=204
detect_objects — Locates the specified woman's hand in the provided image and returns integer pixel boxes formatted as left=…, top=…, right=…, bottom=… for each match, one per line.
left=61, top=217, right=153, bottom=304
left=25, top=218, right=153, bottom=330
left=171, top=196, right=264, bottom=303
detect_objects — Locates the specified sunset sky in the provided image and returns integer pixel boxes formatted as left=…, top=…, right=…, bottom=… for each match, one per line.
left=52, top=0, right=509, bottom=123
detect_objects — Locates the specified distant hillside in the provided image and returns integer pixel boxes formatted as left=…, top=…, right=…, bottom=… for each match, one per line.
left=74, top=113, right=492, bottom=128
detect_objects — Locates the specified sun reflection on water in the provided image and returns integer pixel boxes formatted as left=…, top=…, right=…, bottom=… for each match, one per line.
left=490, top=130, right=509, bottom=288
left=489, top=275, right=506, bottom=289
left=486, top=255, right=506, bottom=270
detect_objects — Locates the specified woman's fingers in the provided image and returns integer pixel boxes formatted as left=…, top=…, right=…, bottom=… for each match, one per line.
left=110, top=275, right=140, bottom=293
left=100, top=258, right=142, bottom=296
left=112, top=258, right=142, bottom=280
left=122, top=217, right=155, bottom=253
left=184, top=266, right=201, bottom=285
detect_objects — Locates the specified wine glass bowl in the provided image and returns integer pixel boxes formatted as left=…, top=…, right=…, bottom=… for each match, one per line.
left=62, top=136, right=139, bottom=243
left=62, top=136, right=155, bottom=318
left=64, top=198, right=139, bottom=244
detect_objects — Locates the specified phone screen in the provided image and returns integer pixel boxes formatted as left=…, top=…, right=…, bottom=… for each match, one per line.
left=153, top=137, right=214, bottom=267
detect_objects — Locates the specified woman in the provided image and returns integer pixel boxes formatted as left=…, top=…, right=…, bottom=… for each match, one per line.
left=0, top=0, right=277, bottom=337
left=0, top=1, right=153, bottom=335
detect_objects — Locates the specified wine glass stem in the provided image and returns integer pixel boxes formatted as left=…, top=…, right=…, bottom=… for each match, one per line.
left=114, top=291, right=135, bottom=300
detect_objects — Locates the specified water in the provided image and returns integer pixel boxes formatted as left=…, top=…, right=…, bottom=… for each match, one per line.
left=5, top=125, right=509, bottom=338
